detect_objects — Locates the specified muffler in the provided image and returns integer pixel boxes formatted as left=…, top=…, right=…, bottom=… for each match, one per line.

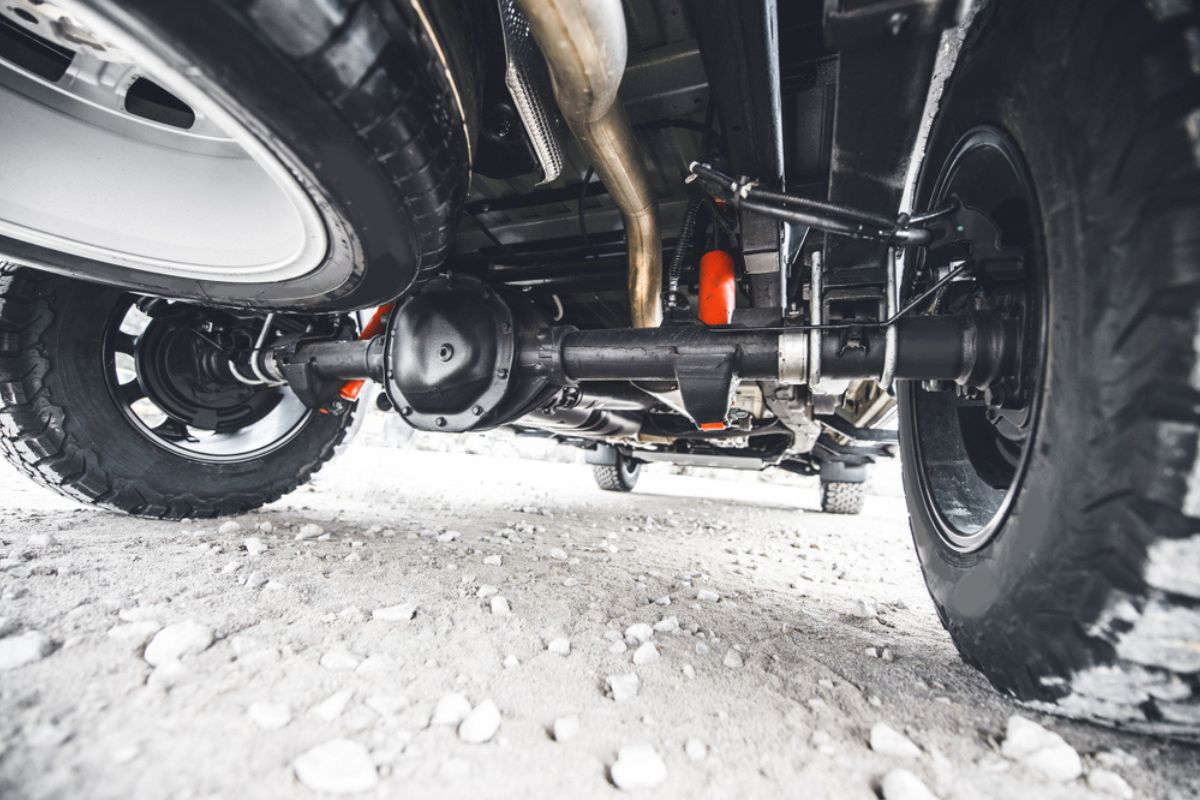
left=515, top=0, right=662, bottom=328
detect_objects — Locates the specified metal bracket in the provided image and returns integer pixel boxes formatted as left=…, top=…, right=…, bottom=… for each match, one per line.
left=808, top=250, right=823, bottom=388
left=879, top=247, right=899, bottom=389
left=674, top=352, right=738, bottom=427
left=497, top=0, right=565, bottom=184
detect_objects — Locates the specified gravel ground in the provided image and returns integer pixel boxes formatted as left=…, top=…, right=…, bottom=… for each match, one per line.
left=0, top=442, right=1197, bottom=799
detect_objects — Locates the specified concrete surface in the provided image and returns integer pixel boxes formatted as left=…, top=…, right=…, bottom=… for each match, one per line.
left=0, top=442, right=1197, bottom=799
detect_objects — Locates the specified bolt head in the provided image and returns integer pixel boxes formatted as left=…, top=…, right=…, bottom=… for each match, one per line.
left=435, top=416, right=447, bottom=428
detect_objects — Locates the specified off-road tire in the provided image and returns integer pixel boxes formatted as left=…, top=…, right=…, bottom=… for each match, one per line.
left=0, top=267, right=355, bottom=519
left=2, top=0, right=477, bottom=310
left=900, top=0, right=1200, bottom=738
left=593, top=455, right=641, bottom=492
left=820, top=481, right=864, bottom=515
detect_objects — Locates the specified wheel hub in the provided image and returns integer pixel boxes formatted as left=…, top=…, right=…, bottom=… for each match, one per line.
left=134, top=304, right=282, bottom=434
left=104, top=297, right=312, bottom=462
left=905, top=125, right=1047, bottom=552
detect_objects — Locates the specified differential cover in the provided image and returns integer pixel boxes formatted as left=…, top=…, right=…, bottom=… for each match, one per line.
left=384, top=277, right=516, bottom=432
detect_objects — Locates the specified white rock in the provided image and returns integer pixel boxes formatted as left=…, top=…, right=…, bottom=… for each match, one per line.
left=1000, top=715, right=1082, bottom=782
left=372, top=603, right=416, bottom=622
left=548, top=547, right=568, bottom=561
left=870, top=722, right=922, bottom=760
left=853, top=598, right=878, bottom=619
left=632, top=641, right=660, bottom=666
left=217, top=521, right=242, bottom=536
left=490, top=596, right=512, bottom=616
left=606, top=673, right=640, bottom=702
left=609, top=639, right=628, bottom=654
left=107, top=621, right=162, bottom=649
left=436, top=531, right=460, bottom=543
left=684, top=738, right=707, bottom=761
left=722, top=648, right=744, bottom=669
left=653, top=595, right=671, bottom=606
left=483, top=554, right=502, bottom=566
left=295, top=523, right=324, bottom=541
left=625, top=623, right=654, bottom=644
left=653, top=616, right=680, bottom=634
left=248, top=702, right=291, bottom=730
left=312, top=689, right=354, bottom=722
left=880, top=768, right=939, bottom=800
left=682, top=663, right=696, bottom=679
left=242, top=536, right=267, bottom=556
left=697, top=589, right=720, bottom=602
left=27, top=532, right=57, bottom=547
left=1094, top=749, right=1138, bottom=770
left=143, top=621, right=213, bottom=666
left=476, top=583, right=499, bottom=598
left=256, top=521, right=274, bottom=533
left=503, top=654, right=520, bottom=668
left=320, top=649, right=361, bottom=671
left=610, top=744, right=667, bottom=791
left=547, top=637, right=571, bottom=655
left=431, top=693, right=472, bottom=726
left=1087, top=768, right=1133, bottom=798
left=0, top=631, right=52, bottom=670
left=552, top=715, right=580, bottom=742
left=458, top=699, right=501, bottom=744
left=811, top=729, right=835, bottom=755
left=293, top=739, right=377, bottom=794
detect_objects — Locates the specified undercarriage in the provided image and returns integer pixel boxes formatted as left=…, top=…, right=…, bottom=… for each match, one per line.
left=0, top=0, right=1198, bottom=738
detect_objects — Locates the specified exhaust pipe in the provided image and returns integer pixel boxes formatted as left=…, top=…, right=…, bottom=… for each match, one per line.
left=516, top=0, right=662, bottom=328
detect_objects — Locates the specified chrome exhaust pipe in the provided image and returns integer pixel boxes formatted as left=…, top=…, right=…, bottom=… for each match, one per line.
left=515, top=0, right=662, bottom=328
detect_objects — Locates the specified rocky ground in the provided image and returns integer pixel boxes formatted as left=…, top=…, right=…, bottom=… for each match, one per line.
left=0, top=440, right=1197, bottom=799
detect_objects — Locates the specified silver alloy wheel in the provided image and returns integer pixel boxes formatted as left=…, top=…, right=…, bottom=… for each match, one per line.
left=0, top=0, right=327, bottom=283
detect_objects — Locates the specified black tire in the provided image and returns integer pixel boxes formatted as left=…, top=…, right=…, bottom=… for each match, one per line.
left=593, top=454, right=641, bottom=492
left=0, top=0, right=477, bottom=311
left=899, top=0, right=1200, bottom=737
left=0, top=267, right=355, bottom=519
left=820, top=481, right=864, bottom=515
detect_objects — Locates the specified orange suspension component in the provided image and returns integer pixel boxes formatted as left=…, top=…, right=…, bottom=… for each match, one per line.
left=697, top=249, right=736, bottom=326
left=338, top=303, right=394, bottom=401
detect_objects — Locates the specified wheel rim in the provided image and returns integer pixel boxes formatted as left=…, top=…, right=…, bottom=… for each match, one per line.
left=905, top=126, right=1047, bottom=553
left=103, top=297, right=312, bottom=463
left=0, top=1, right=327, bottom=282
